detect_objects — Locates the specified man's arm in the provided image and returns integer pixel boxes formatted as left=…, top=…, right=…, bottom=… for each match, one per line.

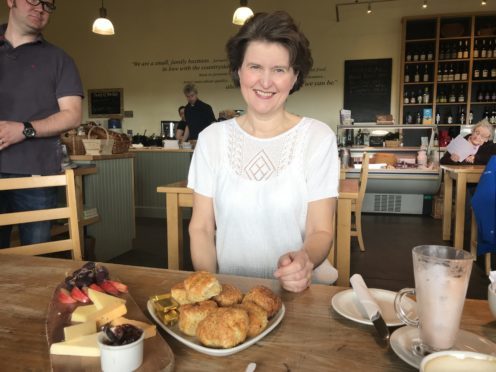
left=0, top=95, right=82, bottom=148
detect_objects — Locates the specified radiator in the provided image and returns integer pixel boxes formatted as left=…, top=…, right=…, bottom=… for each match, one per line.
left=362, top=193, right=424, bottom=214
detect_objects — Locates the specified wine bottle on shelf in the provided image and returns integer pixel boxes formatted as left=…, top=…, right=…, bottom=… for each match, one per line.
left=483, top=64, right=489, bottom=79
left=457, top=40, right=463, bottom=59
left=469, top=110, right=474, bottom=124
left=474, top=64, right=481, bottom=80
left=474, top=39, right=479, bottom=58
left=423, top=86, right=430, bottom=103
left=417, top=89, right=423, bottom=104
left=451, top=42, right=458, bottom=59
left=448, top=64, right=454, bottom=81
left=439, top=44, right=446, bottom=60
left=459, top=108, right=466, bottom=125
left=423, top=64, right=429, bottom=82
left=485, top=89, right=491, bottom=102
left=443, top=64, right=449, bottom=81
left=448, top=86, right=456, bottom=103
left=410, top=91, right=417, bottom=104
left=454, top=64, right=461, bottom=81
left=414, top=65, right=420, bottom=82
left=493, top=39, right=496, bottom=58
left=404, top=91, right=410, bottom=104
left=427, top=47, right=433, bottom=61
left=457, top=85, right=465, bottom=103
left=484, top=107, right=490, bottom=120
left=405, top=112, right=413, bottom=124
left=405, top=65, right=410, bottom=82
left=438, top=64, right=443, bottom=82
left=420, top=48, right=426, bottom=61
left=488, top=39, right=493, bottom=58
left=492, top=87, right=496, bottom=101
left=478, top=88, right=484, bottom=102
left=461, top=63, right=468, bottom=81
left=463, top=40, right=469, bottom=59
left=406, top=49, right=412, bottom=61
left=491, top=64, right=496, bottom=78
left=435, top=110, right=441, bottom=124
left=491, top=108, right=496, bottom=124
left=416, top=111, right=422, bottom=124
left=413, top=49, right=419, bottom=61
left=482, top=39, right=487, bottom=58
left=447, top=110, right=453, bottom=124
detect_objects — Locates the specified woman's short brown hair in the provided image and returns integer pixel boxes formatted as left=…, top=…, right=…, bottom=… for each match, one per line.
left=226, top=11, right=313, bottom=95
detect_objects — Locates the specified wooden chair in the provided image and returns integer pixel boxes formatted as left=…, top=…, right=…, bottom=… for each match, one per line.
left=0, top=169, right=83, bottom=260
left=351, top=152, right=369, bottom=252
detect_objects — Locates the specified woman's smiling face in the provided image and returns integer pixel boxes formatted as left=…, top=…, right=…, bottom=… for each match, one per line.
left=237, top=41, right=298, bottom=116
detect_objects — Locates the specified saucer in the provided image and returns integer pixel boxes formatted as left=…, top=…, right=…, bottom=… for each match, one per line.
left=390, top=326, right=496, bottom=369
left=331, top=288, right=416, bottom=326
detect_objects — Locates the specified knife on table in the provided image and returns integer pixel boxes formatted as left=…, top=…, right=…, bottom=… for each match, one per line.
left=349, top=274, right=390, bottom=344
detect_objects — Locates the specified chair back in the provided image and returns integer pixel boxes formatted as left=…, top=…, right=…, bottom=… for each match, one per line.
left=0, top=169, right=82, bottom=259
left=358, top=152, right=369, bottom=205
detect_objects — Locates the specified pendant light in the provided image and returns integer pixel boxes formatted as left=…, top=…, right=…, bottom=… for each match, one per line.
left=92, top=0, right=115, bottom=35
left=232, top=0, right=254, bottom=26
left=367, top=2, right=372, bottom=14
left=422, top=0, right=428, bottom=8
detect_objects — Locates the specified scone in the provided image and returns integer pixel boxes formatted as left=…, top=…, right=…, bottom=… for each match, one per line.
left=178, top=300, right=218, bottom=336
left=242, top=285, right=282, bottom=318
left=196, top=307, right=249, bottom=348
left=234, top=301, right=268, bottom=337
left=171, top=282, right=192, bottom=305
left=213, top=284, right=243, bottom=307
left=184, top=271, right=222, bottom=302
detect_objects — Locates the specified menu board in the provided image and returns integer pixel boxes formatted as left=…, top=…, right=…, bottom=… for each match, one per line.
left=343, top=59, right=392, bottom=123
left=88, top=88, right=123, bottom=118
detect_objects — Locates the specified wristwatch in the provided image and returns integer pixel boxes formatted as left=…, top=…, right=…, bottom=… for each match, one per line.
left=22, top=122, right=36, bottom=138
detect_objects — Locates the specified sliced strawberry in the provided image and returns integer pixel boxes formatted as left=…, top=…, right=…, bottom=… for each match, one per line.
left=100, top=280, right=119, bottom=296
left=71, top=286, right=90, bottom=303
left=58, top=288, right=77, bottom=304
left=89, top=283, right=105, bottom=293
left=107, top=280, right=128, bottom=293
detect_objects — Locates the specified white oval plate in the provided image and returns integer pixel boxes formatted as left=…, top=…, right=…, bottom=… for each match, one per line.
left=147, top=300, right=285, bottom=357
left=331, top=288, right=416, bottom=327
left=391, top=326, right=496, bottom=369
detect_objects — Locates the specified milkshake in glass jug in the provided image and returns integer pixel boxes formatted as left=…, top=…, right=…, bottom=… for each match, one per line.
left=394, top=245, right=473, bottom=355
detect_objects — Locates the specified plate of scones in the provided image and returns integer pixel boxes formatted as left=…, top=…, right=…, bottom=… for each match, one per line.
left=147, top=271, right=285, bottom=356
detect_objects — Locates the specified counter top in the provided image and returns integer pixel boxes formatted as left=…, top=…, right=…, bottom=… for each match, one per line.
left=70, top=152, right=135, bottom=161
left=130, top=147, right=193, bottom=153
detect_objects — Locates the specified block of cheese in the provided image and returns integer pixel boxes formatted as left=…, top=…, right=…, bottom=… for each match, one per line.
left=71, top=304, right=98, bottom=323
left=87, top=288, right=126, bottom=309
left=50, top=331, right=101, bottom=357
left=63, top=320, right=96, bottom=341
left=111, top=317, right=157, bottom=339
left=71, top=302, right=127, bottom=326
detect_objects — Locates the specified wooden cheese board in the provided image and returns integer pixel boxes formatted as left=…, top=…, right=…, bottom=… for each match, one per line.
left=46, top=283, right=174, bottom=371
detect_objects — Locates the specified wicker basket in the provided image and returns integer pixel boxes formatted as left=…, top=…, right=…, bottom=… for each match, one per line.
left=83, top=126, right=114, bottom=155
left=385, top=140, right=400, bottom=148
left=60, top=129, right=86, bottom=155
left=86, top=125, right=131, bottom=154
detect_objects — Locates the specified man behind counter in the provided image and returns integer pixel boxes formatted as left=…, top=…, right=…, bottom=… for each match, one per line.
left=183, top=84, right=216, bottom=141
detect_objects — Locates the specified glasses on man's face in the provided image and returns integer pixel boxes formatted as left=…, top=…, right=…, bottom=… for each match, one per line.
left=25, top=0, right=56, bottom=13
left=473, top=129, right=491, bottom=140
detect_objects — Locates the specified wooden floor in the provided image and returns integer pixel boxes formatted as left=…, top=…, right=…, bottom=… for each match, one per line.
left=110, top=214, right=492, bottom=300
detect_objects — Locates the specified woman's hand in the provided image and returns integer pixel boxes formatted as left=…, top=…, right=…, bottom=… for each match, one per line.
left=274, top=249, right=314, bottom=293
left=450, top=153, right=460, bottom=162
left=465, top=155, right=475, bottom=163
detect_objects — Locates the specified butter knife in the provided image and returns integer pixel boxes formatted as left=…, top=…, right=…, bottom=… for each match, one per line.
left=350, top=274, right=390, bottom=344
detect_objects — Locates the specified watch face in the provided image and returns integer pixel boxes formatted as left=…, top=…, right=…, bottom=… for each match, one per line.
left=23, top=127, right=36, bottom=138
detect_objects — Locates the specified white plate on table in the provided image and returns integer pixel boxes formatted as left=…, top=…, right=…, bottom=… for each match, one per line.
left=331, top=288, right=416, bottom=327
left=390, top=326, right=496, bottom=369
left=147, top=300, right=285, bottom=357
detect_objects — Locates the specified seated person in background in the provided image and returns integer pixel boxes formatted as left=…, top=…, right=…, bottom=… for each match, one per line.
left=175, top=106, right=189, bottom=142
left=187, top=11, right=339, bottom=293
left=440, top=120, right=495, bottom=165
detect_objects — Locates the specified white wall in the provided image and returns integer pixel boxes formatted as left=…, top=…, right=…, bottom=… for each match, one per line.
left=1, top=0, right=495, bottom=135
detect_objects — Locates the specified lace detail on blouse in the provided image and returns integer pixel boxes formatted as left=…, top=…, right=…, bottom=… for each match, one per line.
left=226, top=119, right=305, bottom=181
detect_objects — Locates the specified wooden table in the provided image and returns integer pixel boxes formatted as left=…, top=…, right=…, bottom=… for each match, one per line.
left=158, top=179, right=359, bottom=287
left=2, top=254, right=495, bottom=371
left=441, top=165, right=484, bottom=250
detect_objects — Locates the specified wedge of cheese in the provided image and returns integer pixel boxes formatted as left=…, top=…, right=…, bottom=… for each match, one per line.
left=111, top=317, right=157, bottom=339
left=87, top=288, right=126, bottom=309
left=71, top=302, right=127, bottom=327
left=63, top=320, right=97, bottom=341
left=50, top=331, right=101, bottom=357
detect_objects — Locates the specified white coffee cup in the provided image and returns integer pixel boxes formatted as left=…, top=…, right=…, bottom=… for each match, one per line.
left=98, top=331, right=144, bottom=372
left=420, top=351, right=496, bottom=372
left=394, top=245, right=473, bottom=355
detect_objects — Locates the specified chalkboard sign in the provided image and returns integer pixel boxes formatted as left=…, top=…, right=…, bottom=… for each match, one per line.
left=343, top=59, right=392, bottom=123
left=88, top=88, right=123, bottom=118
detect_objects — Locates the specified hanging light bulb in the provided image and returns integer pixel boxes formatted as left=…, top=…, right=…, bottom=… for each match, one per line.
left=422, top=0, right=428, bottom=9
left=481, top=0, right=487, bottom=5
left=232, top=0, right=254, bottom=26
left=367, top=2, right=372, bottom=14
left=92, top=0, right=115, bottom=35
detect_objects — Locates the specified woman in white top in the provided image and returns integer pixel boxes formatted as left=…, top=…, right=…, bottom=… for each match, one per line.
left=188, top=11, right=339, bottom=293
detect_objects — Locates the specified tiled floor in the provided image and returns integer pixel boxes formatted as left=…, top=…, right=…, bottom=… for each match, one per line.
left=110, top=214, right=492, bottom=300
